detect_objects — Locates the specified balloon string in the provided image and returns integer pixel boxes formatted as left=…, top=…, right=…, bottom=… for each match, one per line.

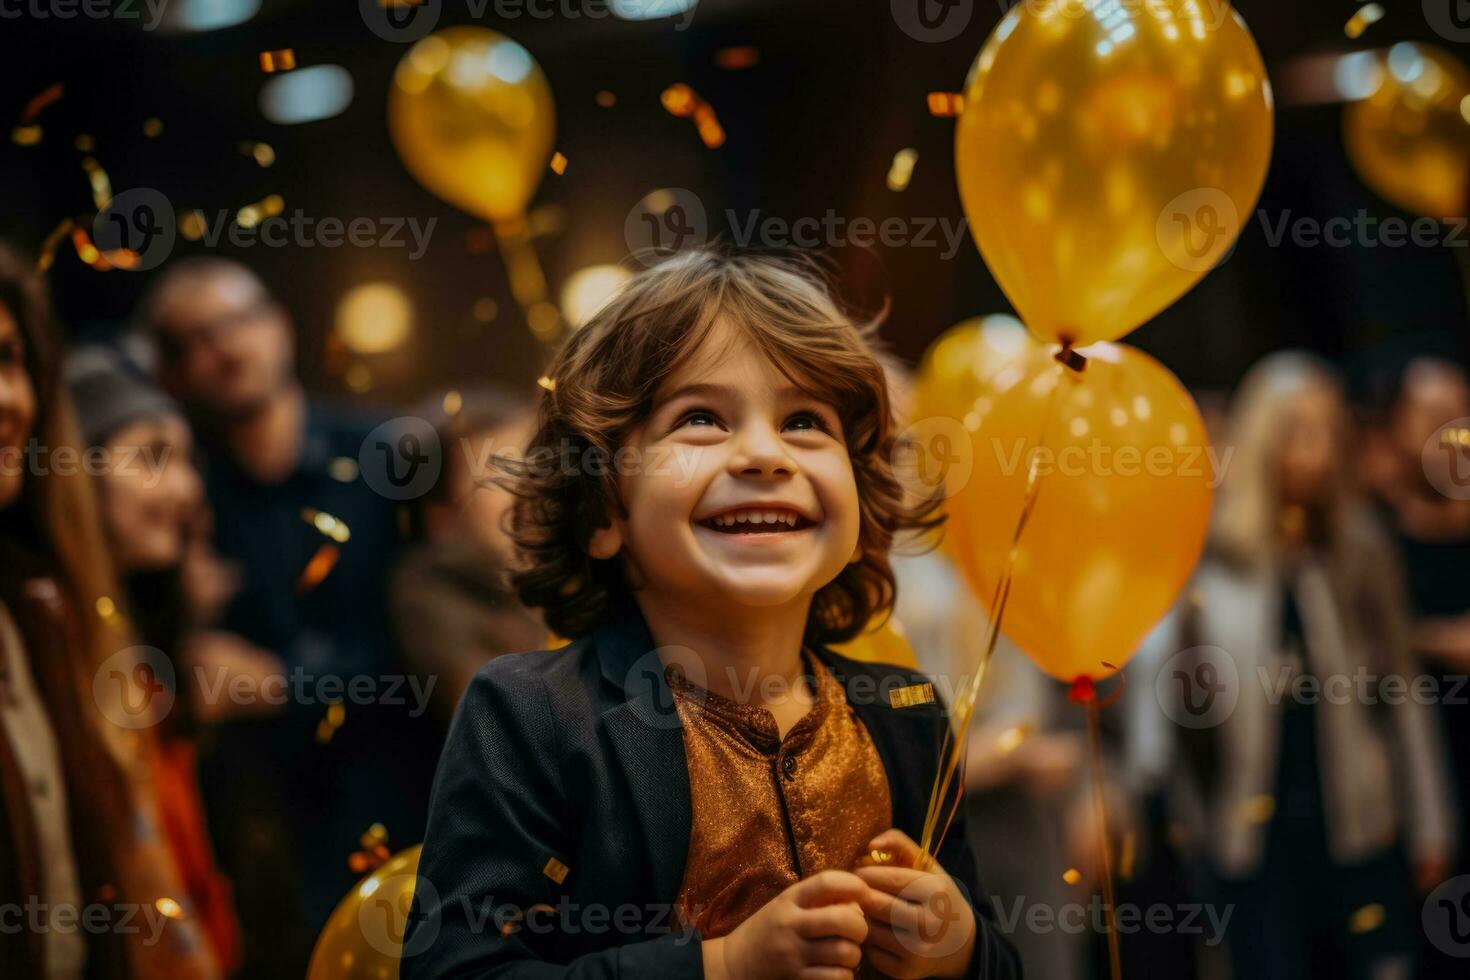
left=1075, top=681, right=1124, bottom=980
left=918, top=362, right=1067, bottom=862
left=493, top=217, right=556, bottom=337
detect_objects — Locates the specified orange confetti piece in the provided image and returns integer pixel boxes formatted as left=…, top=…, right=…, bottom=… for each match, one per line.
left=549, top=151, right=567, bottom=175
left=36, top=217, right=75, bottom=273
left=715, top=46, right=759, bottom=70
left=23, top=83, right=64, bottom=122
left=1344, top=3, right=1383, bottom=39
left=537, top=375, right=556, bottom=392
left=927, top=92, right=965, bottom=117
left=595, top=90, right=616, bottom=108
left=661, top=83, right=697, bottom=117
left=259, top=49, right=297, bottom=73
left=662, top=85, right=724, bottom=148
left=297, top=543, right=341, bottom=593
left=1062, top=868, right=1082, bottom=885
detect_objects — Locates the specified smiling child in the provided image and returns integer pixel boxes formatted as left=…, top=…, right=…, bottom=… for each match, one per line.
left=402, top=249, right=1021, bottom=980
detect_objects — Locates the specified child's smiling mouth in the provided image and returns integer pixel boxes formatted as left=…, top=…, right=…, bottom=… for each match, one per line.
left=695, top=506, right=818, bottom=535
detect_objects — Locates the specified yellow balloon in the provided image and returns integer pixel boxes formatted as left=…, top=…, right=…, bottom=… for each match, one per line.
left=308, top=846, right=424, bottom=980
left=389, top=28, right=555, bottom=224
left=833, top=618, right=919, bottom=670
left=1343, top=44, right=1470, bottom=220
left=943, top=342, right=1212, bottom=682
left=913, top=314, right=1031, bottom=431
left=956, top=0, right=1273, bottom=347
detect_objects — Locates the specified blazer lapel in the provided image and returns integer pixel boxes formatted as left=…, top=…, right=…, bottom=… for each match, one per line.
left=594, top=613, right=693, bottom=907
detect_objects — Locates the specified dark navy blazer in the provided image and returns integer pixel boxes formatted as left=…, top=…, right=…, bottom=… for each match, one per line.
left=402, top=607, right=1022, bottom=979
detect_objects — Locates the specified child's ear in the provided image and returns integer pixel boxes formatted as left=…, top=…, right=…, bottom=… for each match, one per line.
left=587, top=523, right=623, bottom=560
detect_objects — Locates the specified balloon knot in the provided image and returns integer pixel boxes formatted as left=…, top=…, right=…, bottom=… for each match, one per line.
left=1068, top=676, right=1097, bottom=704
left=1054, top=344, right=1087, bottom=373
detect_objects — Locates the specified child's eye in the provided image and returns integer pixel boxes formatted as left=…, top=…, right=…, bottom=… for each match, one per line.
left=783, top=411, right=830, bottom=434
left=676, top=409, right=722, bottom=430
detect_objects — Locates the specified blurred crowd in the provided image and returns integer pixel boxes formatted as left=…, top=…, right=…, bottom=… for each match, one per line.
left=2, top=241, right=1470, bottom=980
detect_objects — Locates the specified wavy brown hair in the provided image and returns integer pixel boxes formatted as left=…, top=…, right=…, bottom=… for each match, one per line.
left=506, top=248, right=941, bottom=645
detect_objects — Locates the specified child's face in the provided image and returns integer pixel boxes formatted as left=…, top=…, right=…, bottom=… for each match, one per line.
left=591, top=320, right=862, bottom=615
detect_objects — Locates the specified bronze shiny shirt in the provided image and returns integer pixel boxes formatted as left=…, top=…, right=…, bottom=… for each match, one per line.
left=668, top=655, right=892, bottom=939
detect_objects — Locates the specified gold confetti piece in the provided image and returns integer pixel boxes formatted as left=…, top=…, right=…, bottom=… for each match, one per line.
left=179, top=210, right=208, bottom=241
left=142, top=117, right=163, bottom=138
left=715, top=46, right=759, bottom=70
left=72, top=227, right=103, bottom=269
left=302, top=507, right=351, bottom=543
left=996, top=723, right=1031, bottom=754
left=595, top=90, right=616, bottom=108
left=659, top=84, right=727, bottom=147
left=80, top=157, right=113, bottom=210
left=96, top=596, right=117, bottom=620
left=360, top=822, right=389, bottom=850
left=1349, top=903, right=1386, bottom=933
left=328, top=457, right=359, bottom=482
left=36, top=217, right=75, bottom=273
left=537, top=375, right=556, bottom=392
left=543, top=857, right=570, bottom=884
left=12, top=125, right=42, bottom=146
left=1062, top=868, right=1082, bottom=886
left=297, top=543, right=341, bottom=593
left=886, top=147, right=918, bottom=192
left=74, top=134, right=95, bottom=152
left=693, top=104, right=725, bottom=149
left=261, top=194, right=285, bottom=217
left=1344, top=3, right=1384, bottom=39
left=661, top=83, right=696, bottom=117
left=154, top=897, right=183, bottom=920
left=927, top=92, right=965, bottom=117
left=868, top=848, right=893, bottom=865
left=236, top=204, right=262, bottom=228
left=259, top=49, right=297, bottom=73
left=549, top=151, right=567, bottom=175
left=442, top=390, right=463, bottom=416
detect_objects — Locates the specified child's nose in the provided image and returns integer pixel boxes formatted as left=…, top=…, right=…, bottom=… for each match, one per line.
left=729, top=423, right=796, bottom=478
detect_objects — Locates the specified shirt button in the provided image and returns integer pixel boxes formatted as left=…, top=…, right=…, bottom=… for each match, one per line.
left=781, top=755, right=796, bottom=778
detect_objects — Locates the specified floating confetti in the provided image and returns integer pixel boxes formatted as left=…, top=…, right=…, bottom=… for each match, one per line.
left=442, top=390, right=463, bottom=416
left=302, top=507, right=351, bottom=543
left=12, top=126, right=41, bottom=147
left=315, top=701, right=347, bottom=744
left=154, top=897, right=184, bottom=920
left=595, top=90, right=616, bottom=108
left=537, top=375, right=556, bottom=392
left=886, top=147, right=918, bottom=192
left=927, top=92, right=964, bottom=117
left=1344, top=3, right=1384, bottom=39
left=1349, top=903, right=1385, bottom=934
left=179, top=210, right=208, bottom=241
left=328, top=457, right=359, bottom=482
left=995, top=723, right=1031, bottom=754
left=297, top=543, right=341, bottom=593
left=259, top=49, right=297, bottom=73
left=72, top=226, right=138, bottom=272
left=142, top=117, right=164, bottom=138
left=715, top=46, right=759, bottom=70
left=1062, top=868, right=1082, bottom=886
left=13, top=82, right=63, bottom=145
left=36, top=217, right=76, bottom=273
left=549, top=151, right=568, bottom=175
left=80, top=157, right=113, bottom=210
left=661, top=83, right=725, bottom=148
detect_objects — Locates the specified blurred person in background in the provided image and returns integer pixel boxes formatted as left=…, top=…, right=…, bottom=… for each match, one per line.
left=135, top=257, right=438, bottom=975
left=390, top=385, right=543, bottom=723
left=1362, top=357, right=1470, bottom=979
left=65, top=343, right=251, bottom=973
left=1130, top=351, right=1455, bottom=980
left=0, top=242, right=219, bottom=978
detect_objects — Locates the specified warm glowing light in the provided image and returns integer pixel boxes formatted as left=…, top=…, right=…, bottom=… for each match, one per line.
left=336, top=282, right=413, bottom=355
left=560, top=265, right=631, bottom=329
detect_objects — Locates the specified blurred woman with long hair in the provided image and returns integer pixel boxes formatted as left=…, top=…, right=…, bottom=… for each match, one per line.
left=1131, top=351, right=1455, bottom=979
left=0, top=242, right=219, bottom=978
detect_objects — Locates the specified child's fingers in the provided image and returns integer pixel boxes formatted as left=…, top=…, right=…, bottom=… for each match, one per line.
left=797, top=968, right=856, bottom=980
left=795, top=901, right=869, bottom=944
left=863, top=945, right=912, bottom=979
left=862, top=920, right=913, bottom=957
left=854, top=863, right=929, bottom=897
left=866, top=828, right=923, bottom=866
left=858, top=886, right=922, bottom=933
left=793, top=869, right=870, bottom=909
left=799, top=937, right=864, bottom=970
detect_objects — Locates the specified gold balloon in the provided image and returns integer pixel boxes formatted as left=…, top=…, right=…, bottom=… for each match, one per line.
left=308, top=846, right=424, bottom=980
left=833, top=619, right=919, bottom=670
left=389, top=28, right=555, bottom=224
left=943, top=342, right=1213, bottom=682
left=913, top=314, right=1031, bottom=436
left=956, top=0, right=1273, bottom=347
left=1343, top=44, right=1470, bottom=219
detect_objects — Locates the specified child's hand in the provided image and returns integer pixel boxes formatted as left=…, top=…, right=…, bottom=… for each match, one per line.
left=702, top=870, right=870, bottom=980
left=854, top=829, right=976, bottom=980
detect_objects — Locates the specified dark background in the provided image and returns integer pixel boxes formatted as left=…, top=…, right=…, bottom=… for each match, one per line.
left=1, top=0, right=1467, bottom=407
